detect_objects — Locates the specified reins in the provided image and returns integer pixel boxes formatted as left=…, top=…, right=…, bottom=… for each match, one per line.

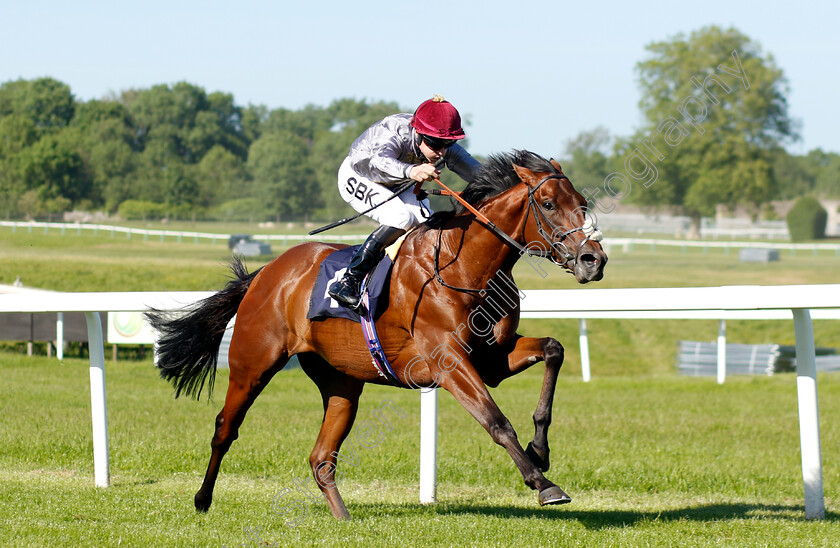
left=429, top=176, right=528, bottom=254
left=430, top=173, right=597, bottom=294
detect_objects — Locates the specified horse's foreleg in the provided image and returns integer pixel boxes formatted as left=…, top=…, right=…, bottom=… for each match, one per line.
left=194, top=361, right=282, bottom=512
left=300, top=354, right=364, bottom=520
left=438, top=364, right=570, bottom=506
left=526, top=337, right=564, bottom=473
left=478, top=335, right=564, bottom=472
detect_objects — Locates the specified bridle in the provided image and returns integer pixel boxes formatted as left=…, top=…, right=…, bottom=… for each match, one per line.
left=525, top=173, right=597, bottom=267
left=433, top=173, right=601, bottom=294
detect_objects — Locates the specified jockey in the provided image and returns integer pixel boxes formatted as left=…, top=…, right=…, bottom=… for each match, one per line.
left=328, top=95, right=482, bottom=310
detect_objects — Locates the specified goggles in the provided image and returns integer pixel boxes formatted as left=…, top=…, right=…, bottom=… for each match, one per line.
left=421, top=134, right=457, bottom=150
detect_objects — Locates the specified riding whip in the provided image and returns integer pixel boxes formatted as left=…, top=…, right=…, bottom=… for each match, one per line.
left=308, top=179, right=418, bottom=235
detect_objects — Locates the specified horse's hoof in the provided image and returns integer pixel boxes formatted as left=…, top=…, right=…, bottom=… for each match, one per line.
left=194, top=495, right=211, bottom=513
left=526, top=442, right=550, bottom=472
left=538, top=486, right=571, bottom=506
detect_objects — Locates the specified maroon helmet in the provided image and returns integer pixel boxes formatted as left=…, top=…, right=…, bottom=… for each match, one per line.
left=411, top=95, right=466, bottom=140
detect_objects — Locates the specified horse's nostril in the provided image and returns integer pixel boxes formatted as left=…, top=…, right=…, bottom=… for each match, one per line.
left=580, top=253, right=598, bottom=266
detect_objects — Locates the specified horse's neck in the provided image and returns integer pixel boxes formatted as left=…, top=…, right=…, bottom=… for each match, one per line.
left=440, top=184, right=530, bottom=281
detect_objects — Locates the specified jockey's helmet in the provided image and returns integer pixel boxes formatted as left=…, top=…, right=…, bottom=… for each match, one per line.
left=411, top=95, right=466, bottom=140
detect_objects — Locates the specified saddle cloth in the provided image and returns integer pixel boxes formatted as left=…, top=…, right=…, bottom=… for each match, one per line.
left=307, top=235, right=410, bottom=386
left=306, top=245, right=394, bottom=323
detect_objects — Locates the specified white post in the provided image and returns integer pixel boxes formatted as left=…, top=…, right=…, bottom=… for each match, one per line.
left=84, top=312, right=110, bottom=488
left=579, top=318, right=591, bottom=383
left=717, top=319, right=726, bottom=384
left=791, top=308, right=824, bottom=520
left=56, top=312, right=64, bottom=360
left=419, top=388, right=438, bottom=503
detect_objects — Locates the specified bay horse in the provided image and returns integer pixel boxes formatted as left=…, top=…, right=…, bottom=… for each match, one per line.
left=146, top=150, right=607, bottom=520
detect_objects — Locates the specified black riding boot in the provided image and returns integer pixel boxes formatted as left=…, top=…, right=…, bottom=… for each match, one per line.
left=328, top=225, right=406, bottom=310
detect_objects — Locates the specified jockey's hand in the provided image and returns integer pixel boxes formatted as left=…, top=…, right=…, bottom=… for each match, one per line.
left=410, top=164, right=440, bottom=183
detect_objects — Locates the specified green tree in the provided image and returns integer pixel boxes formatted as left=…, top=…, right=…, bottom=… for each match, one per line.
left=187, top=91, right=250, bottom=160
left=308, top=130, right=354, bottom=218
left=117, top=82, right=253, bottom=213
left=771, top=150, right=816, bottom=200
left=70, top=99, right=139, bottom=210
left=131, top=128, right=181, bottom=202
left=15, top=133, right=89, bottom=205
left=0, top=115, right=38, bottom=215
left=0, top=114, right=38, bottom=158
left=0, top=77, right=77, bottom=215
left=161, top=163, right=200, bottom=215
left=241, top=104, right=267, bottom=144
left=806, top=149, right=840, bottom=198
left=17, top=189, right=45, bottom=219
left=562, top=127, right=612, bottom=194
left=251, top=98, right=401, bottom=221
left=0, top=86, right=468, bottom=221
left=247, top=131, right=319, bottom=221
left=0, top=77, right=75, bottom=136
left=627, top=26, right=797, bottom=236
left=121, top=82, right=249, bottom=163
left=195, top=145, right=248, bottom=206
left=263, top=104, right=330, bottom=145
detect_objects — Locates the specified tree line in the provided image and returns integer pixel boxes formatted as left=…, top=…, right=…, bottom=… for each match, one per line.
left=0, top=26, right=836, bottom=226
left=0, top=80, right=405, bottom=222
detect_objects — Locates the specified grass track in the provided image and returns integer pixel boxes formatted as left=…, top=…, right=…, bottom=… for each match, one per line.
left=1, top=356, right=839, bottom=546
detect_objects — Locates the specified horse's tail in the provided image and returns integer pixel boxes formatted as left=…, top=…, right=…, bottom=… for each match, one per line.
left=145, top=256, right=261, bottom=400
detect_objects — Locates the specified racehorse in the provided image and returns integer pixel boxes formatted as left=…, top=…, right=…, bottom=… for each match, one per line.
left=146, top=150, right=607, bottom=520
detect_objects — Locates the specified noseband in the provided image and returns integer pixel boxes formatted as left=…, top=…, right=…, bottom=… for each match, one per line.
left=433, top=173, right=601, bottom=294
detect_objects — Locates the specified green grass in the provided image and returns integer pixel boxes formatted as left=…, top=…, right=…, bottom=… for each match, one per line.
left=1, top=222, right=840, bottom=545
left=3, top=223, right=840, bottom=291
left=1, top=355, right=839, bottom=547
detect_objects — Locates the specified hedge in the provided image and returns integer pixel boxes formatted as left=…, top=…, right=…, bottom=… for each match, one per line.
left=786, top=196, right=827, bottom=242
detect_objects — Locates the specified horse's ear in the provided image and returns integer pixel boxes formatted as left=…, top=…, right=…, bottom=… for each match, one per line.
left=512, top=163, right=536, bottom=185
left=550, top=159, right=563, bottom=173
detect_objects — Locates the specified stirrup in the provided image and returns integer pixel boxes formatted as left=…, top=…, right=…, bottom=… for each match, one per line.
left=328, top=277, right=364, bottom=310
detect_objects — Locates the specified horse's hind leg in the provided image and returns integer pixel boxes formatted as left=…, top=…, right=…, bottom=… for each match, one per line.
left=299, top=353, right=364, bottom=520
left=194, top=351, right=288, bottom=512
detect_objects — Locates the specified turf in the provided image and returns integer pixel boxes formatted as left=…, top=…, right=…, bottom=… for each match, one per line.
left=1, top=356, right=839, bottom=547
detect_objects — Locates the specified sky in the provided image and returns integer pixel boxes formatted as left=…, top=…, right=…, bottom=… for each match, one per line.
left=1, top=0, right=837, bottom=158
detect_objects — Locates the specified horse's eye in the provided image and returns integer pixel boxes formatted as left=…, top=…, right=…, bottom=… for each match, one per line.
left=542, top=201, right=554, bottom=211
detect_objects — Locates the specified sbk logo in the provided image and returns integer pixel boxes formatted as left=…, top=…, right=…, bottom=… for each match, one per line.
left=345, top=177, right=380, bottom=208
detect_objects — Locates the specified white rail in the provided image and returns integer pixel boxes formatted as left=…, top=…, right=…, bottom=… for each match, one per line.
left=600, top=237, right=840, bottom=255
left=0, top=221, right=367, bottom=244
left=2, top=284, right=838, bottom=519
left=520, top=288, right=840, bottom=385
left=0, top=292, right=211, bottom=488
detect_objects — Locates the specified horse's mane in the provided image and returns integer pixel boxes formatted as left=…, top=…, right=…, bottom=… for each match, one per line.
left=424, top=149, right=558, bottom=227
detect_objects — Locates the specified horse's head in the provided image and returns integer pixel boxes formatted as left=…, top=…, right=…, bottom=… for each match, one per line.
left=512, top=158, right=607, bottom=284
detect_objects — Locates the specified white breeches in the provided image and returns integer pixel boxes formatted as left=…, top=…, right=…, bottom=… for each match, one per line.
left=337, top=157, right=432, bottom=230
